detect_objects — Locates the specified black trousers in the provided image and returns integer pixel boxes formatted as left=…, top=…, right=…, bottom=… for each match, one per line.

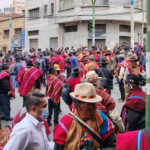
left=23, top=96, right=26, bottom=107
left=67, top=67, right=71, bottom=79
left=119, top=80, right=125, bottom=100
left=0, top=94, right=11, bottom=119
left=47, top=100, right=60, bottom=126
left=42, top=72, right=46, bottom=87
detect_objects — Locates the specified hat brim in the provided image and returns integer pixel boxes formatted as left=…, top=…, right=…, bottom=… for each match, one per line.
left=129, top=59, right=139, bottom=62
left=56, top=68, right=61, bottom=71
left=100, top=62, right=108, bottom=64
left=49, top=68, right=57, bottom=73
left=71, top=68, right=82, bottom=73
left=82, top=77, right=101, bottom=83
left=105, top=54, right=111, bottom=56
left=70, top=92, right=102, bottom=103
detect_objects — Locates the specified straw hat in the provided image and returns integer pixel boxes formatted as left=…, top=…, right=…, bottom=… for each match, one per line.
left=83, top=71, right=101, bottom=83
left=70, top=83, right=102, bottom=103
left=54, top=64, right=60, bottom=71
left=82, top=51, right=88, bottom=56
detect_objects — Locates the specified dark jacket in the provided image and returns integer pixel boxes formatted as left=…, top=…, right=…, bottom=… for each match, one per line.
left=126, top=108, right=145, bottom=132
left=97, top=65, right=113, bottom=88
left=0, top=76, right=10, bottom=94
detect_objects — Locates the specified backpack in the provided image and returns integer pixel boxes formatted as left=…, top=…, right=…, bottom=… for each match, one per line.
left=61, top=77, right=72, bottom=105
left=9, top=63, right=16, bottom=75
left=36, top=58, right=43, bottom=68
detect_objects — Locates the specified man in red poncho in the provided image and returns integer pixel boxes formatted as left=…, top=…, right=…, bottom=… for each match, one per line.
left=15, top=60, right=43, bottom=107
left=46, top=66, right=64, bottom=127
left=0, top=64, right=15, bottom=121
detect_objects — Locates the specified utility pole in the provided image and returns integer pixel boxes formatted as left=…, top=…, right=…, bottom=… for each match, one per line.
left=141, top=0, right=144, bottom=46
left=131, top=0, right=134, bottom=48
left=91, top=0, right=96, bottom=46
left=8, top=4, right=12, bottom=50
left=146, top=0, right=150, bottom=128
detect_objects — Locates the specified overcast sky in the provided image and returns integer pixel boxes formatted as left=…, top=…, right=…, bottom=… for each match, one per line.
left=0, top=0, right=13, bottom=11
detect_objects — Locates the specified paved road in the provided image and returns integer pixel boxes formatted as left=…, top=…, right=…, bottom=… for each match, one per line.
left=1, top=79, right=146, bottom=140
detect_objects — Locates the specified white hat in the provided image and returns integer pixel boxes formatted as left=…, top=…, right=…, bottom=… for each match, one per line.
left=70, top=83, right=102, bottom=103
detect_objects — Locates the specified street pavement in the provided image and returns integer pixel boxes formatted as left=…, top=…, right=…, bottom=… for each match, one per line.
left=0, top=79, right=146, bottom=140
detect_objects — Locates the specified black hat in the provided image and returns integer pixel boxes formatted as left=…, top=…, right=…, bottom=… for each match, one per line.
left=49, top=66, right=56, bottom=73
left=16, top=56, right=21, bottom=62
left=105, top=52, right=111, bottom=56
left=38, top=48, right=41, bottom=51
left=129, top=57, right=139, bottom=62
left=27, top=60, right=33, bottom=66
left=100, top=58, right=108, bottom=64
left=2, top=64, right=9, bottom=70
left=125, top=74, right=140, bottom=85
left=71, top=67, right=82, bottom=74
left=33, top=61, right=40, bottom=68
left=65, top=47, right=69, bottom=50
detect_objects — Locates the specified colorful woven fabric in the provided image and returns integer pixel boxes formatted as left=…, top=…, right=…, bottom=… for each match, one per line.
left=127, top=83, right=139, bottom=90
left=75, top=94, right=96, bottom=99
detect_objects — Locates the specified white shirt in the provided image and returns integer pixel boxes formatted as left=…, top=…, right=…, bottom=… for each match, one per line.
left=3, top=113, right=54, bottom=150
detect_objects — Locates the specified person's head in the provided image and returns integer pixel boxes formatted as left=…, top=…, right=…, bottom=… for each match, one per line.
left=33, top=61, right=40, bottom=69
left=32, top=48, right=36, bottom=54
left=2, top=64, right=9, bottom=73
left=54, top=64, right=61, bottom=75
left=118, top=54, right=125, bottom=62
left=49, top=66, right=57, bottom=75
left=116, top=43, right=118, bottom=47
left=102, top=48, right=105, bottom=53
left=124, top=74, right=140, bottom=90
left=129, top=57, right=138, bottom=66
left=130, top=48, right=134, bottom=54
left=89, top=55, right=95, bottom=62
left=27, top=60, right=33, bottom=68
left=71, top=46, right=74, bottom=50
left=26, top=90, right=48, bottom=122
left=70, top=83, right=102, bottom=121
left=72, top=67, right=82, bottom=77
left=16, top=57, right=21, bottom=63
left=0, top=53, right=3, bottom=57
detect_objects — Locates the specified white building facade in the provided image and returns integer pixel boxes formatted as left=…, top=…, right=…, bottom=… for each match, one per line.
left=25, top=0, right=147, bottom=51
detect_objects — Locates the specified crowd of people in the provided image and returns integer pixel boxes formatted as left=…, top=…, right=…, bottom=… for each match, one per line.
left=0, top=42, right=148, bottom=150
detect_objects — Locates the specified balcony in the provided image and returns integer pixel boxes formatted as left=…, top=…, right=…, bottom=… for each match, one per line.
left=82, top=0, right=109, bottom=6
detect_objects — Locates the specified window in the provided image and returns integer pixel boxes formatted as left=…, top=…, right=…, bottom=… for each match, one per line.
left=51, top=3, right=54, bottom=15
left=28, top=30, right=39, bottom=36
left=65, top=25, right=77, bottom=32
left=3, top=30, right=9, bottom=38
left=89, top=24, right=106, bottom=34
left=120, top=25, right=130, bottom=32
left=29, top=8, right=39, bottom=18
left=15, top=28, right=22, bottom=36
left=50, top=38, right=58, bottom=50
left=60, top=0, right=74, bottom=10
left=119, top=36, right=131, bottom=45
left=144, top=28, right=147, bottom=34
left=44, top=5, right=47, bottom=16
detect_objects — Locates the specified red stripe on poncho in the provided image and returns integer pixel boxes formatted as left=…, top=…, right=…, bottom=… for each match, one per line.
left=17, top=68, right=43, bottom=97
left=0, top=72, right=15, bottom=98
left=46, top=76, right=64, bottom=102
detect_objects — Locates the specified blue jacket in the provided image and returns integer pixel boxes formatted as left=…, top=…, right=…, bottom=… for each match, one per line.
left=70, top=56, right=78, bottom=69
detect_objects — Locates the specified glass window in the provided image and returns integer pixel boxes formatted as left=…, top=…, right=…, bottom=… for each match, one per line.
left=15, top=28, right=22, bottom=36
left=28, top=30, right=39, bottom=36
left=3, top=30, right=9, bottom=38
left=44, top=5, right=47, bottom=15
left=51, top=3, right=54, bottom=15
left=119, top=25, right=130, bottom=32
left=65, top=25, right=77, bottom=32
left=29, top=8, right=39, bottom=18
left=60, top=0, right=74, bottom=10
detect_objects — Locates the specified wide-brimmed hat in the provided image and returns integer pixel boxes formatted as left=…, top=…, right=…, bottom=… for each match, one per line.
left=33, top=61, right=40, bottom=68
left=70, top=83, right=102, bottom=103
left=100, top=58, right=108, bottom=64
left=129, top=56, right=139, bottom=62
left=72, top=67, right=82, bottom=74
left=82, top=51, right=88, bottom=56
left=2, top=64, right=9, bottom=70
left=118, top=54, right=125, bottom=59
left=54, top=64, right=60, bottom=71
left=105, top=52, right=111, bottom=56
left=27, top=60, right=33, bottom=66
left=49, top=66, right=56, bottom=73
left=127, top=52, right=133, bottom=57
left=83, top=71, right=101, bottom=83
left=81, top=57, right=88, bottom=63
left=89, top=55, right=95, bottom=61
left=125, top=74, right=141, bottom=85
left=120, top=49, right=125, bottom=54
